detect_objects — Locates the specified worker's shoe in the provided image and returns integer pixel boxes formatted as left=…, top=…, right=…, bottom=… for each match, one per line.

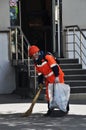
left=63, top=102, right=70, bottom=115
left=44, top=109, right=53, bottom=117
left=66, top=101, right=70, bottom=113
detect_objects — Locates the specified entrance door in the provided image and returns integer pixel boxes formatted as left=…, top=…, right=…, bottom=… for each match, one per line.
left=20, top=0, right=62, bottom=54
left=20, top=0, right=52, bottom=52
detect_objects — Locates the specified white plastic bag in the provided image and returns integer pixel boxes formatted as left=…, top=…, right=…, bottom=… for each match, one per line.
left=48, top=83, right=70, bottom=112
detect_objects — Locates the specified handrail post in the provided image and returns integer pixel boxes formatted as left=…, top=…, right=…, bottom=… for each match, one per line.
left=15, top=28, right=18, bottom=62
left=73, top=27, right=76, bottom=59
left=28, top=57, right=30, bottom=77
left=66, top=28, right=69, bottom=58
left=80, top=33, right=82, bottom=64
left=34, top=67, right=37, bottom=94
left=21, top=34, right=24, bottom=62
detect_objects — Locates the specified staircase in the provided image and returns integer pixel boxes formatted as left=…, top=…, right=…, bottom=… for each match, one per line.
left=38, top=58, right=86, bottom=101
left=63, top=25, right=86, bottom=102
left=9, top=26, right=86, bottom=101
left=60, top=58, right=86, bottom=93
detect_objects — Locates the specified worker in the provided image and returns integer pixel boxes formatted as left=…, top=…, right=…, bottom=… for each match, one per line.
left=28, top=45, right=69, bottom=116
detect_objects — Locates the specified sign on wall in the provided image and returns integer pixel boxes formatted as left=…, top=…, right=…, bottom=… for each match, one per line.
left=9, top=0, right=18, bottom=26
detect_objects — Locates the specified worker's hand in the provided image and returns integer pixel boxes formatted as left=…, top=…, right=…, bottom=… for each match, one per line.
left=38, top=83, right=43, bottom=89
left=54, top=77, right=59, bottom=83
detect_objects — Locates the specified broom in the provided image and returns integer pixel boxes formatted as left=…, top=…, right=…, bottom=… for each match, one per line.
left=22, top=84, right=43, bottom=117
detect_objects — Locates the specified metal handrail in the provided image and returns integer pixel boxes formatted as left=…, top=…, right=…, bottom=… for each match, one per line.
left=9, top=26, right=30, bottom=46
left=9, top=26, right=30, bottom=64
left=65, top=25, right=86, bottom=68
left=9, top=26, right=38, bottom=93
left=66, top=32, right=86, bottom=51
left=65, top=25, right=86, bottom=40
left=66, top=42, right=86, bottom=67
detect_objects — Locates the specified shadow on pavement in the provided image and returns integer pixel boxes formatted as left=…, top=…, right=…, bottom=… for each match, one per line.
left=0, top=112, right=86, bottom=130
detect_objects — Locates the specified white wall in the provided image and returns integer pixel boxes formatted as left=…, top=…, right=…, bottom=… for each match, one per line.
left=0, top=32, right=16, bottom=94
left=0, top=0, right=10, bottom=29
left=62, top=0, right=86, bottom=29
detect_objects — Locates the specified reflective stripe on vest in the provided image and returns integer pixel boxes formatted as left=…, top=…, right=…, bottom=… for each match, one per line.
left=45, top=71, right=54, bottom=78
left=38, top=72, right=42, bottom=76
left=50, top=63, right=58, bottom=68
left=36, top=61, right=47, bottom=67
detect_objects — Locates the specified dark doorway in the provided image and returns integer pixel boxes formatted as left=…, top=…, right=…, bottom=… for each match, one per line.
left=21, top=0, right=53, bottom=53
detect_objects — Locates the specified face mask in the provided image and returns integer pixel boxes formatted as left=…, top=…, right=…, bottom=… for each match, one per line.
left=35, top=57, right=39, bottom=60
left=32, top=52, right=39, bottom=60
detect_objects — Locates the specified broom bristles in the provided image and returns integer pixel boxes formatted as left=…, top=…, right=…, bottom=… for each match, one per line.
left=22, top=85, right=43, bottom=117
left=22, top=108, right=33, bottom=117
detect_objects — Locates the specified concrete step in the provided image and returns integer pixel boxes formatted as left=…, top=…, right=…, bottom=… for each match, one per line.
left=65, top=75, right=86, bottom=80
left=65, top=80, right=86, bottom=86
left=60, top=64, right=82, bottom=69
left=70, top=93, right=86, bottom=103
left=59, top=58, right=79, bottom=64
left=41, top=85, right=86, bottom=93
left=39, top=90, right=86, bottom=101
left=71, top=86, right=86, bottom=93
left=63, top=69, right=86, bottom=75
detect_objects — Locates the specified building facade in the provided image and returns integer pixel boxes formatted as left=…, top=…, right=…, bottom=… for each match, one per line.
left=0, top=0, right=86, bottom=94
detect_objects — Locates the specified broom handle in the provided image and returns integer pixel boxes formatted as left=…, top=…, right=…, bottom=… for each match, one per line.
left=29, top=87, right=42, bottom=109
left=25, top=85, right=43, bottom=114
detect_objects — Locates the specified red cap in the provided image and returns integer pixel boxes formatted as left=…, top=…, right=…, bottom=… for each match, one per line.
left=28, top=45, right=40, bottom=57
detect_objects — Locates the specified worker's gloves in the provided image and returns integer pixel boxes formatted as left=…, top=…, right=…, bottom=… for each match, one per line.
left=54, top=77, right=59, bottom=83
left=38, top=83, right=43, bottom=89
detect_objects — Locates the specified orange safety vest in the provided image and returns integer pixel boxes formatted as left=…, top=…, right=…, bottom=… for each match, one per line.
left=35, top=54, right=64, bottom=100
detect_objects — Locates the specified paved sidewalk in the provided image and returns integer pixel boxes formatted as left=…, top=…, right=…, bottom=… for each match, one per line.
left=0, top=94, right=86, bottom=130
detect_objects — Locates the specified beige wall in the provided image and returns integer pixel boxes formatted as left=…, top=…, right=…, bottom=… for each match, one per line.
left=0, top=0, right=10, bottom=29
left=62, top=0, right=86, bottom=29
